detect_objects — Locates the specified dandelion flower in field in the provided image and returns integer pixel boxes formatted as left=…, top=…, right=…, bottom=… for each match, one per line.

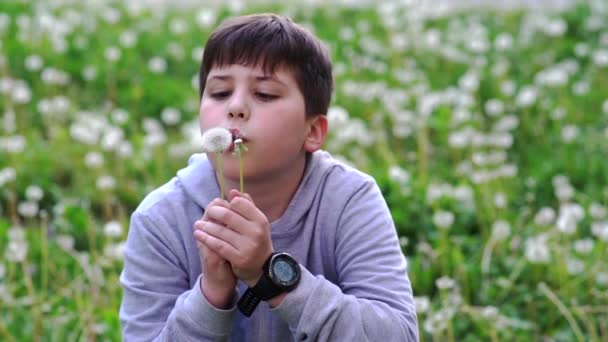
left=491, top=220, right=511, bottom=241
left=25, top=185, right=43, bottom=202
left=566, top=257, right=584, bottom=275
left=435, top=276, right=455, bottom=290
left=104, top=221, right=123, bottom=238
left=414, top=296, right=430, bottom=313
left=596, top=272, right=608, bottom=286
left=25, top=55, right=43, bottom=71
left=433, top=211, right=454, bottom=230
left=589, top=202, right=607, bottom=219
left=573, top=238, right=594, bottom=254
left=104, top=46, right=121, bottom=62
left=148, top=56, right=167, bottom=74
left=18, top=201, right=38, bottom=218
left=161, top=107, right=181, bottom=126
left=534, top=207, right=556, bottom=226
left=96, top=175, right=116, bottom=190
left=524, top=235, right=551, bottom=264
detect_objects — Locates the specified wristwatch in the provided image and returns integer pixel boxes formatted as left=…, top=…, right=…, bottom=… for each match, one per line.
left=237, top=252, right=301, bottom=317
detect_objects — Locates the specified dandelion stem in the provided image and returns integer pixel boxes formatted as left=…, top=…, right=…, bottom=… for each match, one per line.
left=235, top=140, right=245, bottom=193
left=538, top=282, right=585, bottom=342
left=215, top=153, right=226, bottom=200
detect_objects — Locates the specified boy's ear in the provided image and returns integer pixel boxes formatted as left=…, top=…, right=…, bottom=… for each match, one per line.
left=303, top=115, right=328, bottom=153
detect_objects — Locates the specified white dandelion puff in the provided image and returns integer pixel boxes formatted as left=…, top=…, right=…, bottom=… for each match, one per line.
left=201, top=127, right=232, bottom=153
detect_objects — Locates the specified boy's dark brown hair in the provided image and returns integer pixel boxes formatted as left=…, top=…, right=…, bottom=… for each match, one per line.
left=198, top=13, right=333, bottom=117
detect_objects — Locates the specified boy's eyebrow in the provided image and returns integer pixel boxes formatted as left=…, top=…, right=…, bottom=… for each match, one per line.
left=208, top=74, right=286, bottom=86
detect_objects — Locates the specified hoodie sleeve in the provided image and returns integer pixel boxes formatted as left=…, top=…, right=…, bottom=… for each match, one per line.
left=271, top=178, right=419, bottom=341
left=119, top=210, right=237, bottom=341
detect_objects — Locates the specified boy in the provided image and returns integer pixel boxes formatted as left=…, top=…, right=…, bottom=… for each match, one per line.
left=120, top=13, right=418, bottom=341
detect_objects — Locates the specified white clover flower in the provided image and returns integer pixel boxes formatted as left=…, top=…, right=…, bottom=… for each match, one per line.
left=433, top=211, right=454, bottom=230
left=398, top=236, right=409, bottom=248
left=103, top=221, right=123, bottom=238
left=25, top=185, right=43, bottom=202
left=201, top=127, right=232, bottom=153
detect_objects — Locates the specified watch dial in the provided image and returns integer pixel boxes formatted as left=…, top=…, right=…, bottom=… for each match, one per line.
left=273, top=259, right=295, bottom=282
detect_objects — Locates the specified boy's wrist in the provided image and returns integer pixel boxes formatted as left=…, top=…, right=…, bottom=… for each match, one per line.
left=201, top=279, right=234, bottom=309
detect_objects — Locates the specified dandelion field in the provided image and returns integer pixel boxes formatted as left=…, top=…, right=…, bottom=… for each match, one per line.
left=1, top=0, right=608, bottom=340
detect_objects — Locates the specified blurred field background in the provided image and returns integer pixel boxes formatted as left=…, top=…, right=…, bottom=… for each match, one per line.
left=1, top=0, right=608, bottom=341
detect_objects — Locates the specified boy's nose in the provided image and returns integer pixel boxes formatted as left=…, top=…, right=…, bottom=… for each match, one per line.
left=227, top=95, right=250, bottom=120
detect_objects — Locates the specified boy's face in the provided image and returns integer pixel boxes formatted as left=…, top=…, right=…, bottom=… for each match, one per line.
left=199, top=63, right=324, bottom=181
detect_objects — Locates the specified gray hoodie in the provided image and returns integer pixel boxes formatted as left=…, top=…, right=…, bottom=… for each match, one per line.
left=119, top=150, right=418, bottom=341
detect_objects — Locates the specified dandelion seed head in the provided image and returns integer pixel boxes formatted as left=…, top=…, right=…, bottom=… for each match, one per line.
left=492, top=220, right=511, bottom=241
left=103, top=221, right=123, bottom=238
left=573, top=238, right=593, bottom=254
left=201, top=127, right=232, bottom=153
left=25, top=185, right=43, bottom=202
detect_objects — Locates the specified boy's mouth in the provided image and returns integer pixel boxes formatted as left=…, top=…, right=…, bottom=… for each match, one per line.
left=228, top=128, right=248, bottom=152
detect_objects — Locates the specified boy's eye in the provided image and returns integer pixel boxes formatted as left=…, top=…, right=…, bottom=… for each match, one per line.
left=256, top=92, right=278, bottom=101
left=211, top=91, right=231, bottom=99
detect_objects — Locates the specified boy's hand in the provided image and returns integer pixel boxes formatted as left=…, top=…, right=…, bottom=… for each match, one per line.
left=193, top=198, right=237, bottom=309
left=195, top=189, right=273, bottom=288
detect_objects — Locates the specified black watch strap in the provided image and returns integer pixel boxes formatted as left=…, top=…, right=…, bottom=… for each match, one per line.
left=237, top=288, right=261, bottom=317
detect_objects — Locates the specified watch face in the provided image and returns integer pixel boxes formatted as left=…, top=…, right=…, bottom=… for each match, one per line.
left=270, top=254, right=300, bottom=287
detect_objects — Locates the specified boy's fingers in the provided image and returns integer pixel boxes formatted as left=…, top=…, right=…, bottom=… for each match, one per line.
left=229, top=196, right=265, bottom=225
left=194, top=229, right=239, bottom=262
left=198, top=220, right=241, bottom=249
left=205, top=205, right=249, bottom=234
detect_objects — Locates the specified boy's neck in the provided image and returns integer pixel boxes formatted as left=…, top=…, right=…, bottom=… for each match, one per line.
left=224, top=153, right=309, bottom=223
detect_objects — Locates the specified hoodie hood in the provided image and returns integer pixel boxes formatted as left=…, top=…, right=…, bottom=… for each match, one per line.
left=176, top=150, right=338, bottom=236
